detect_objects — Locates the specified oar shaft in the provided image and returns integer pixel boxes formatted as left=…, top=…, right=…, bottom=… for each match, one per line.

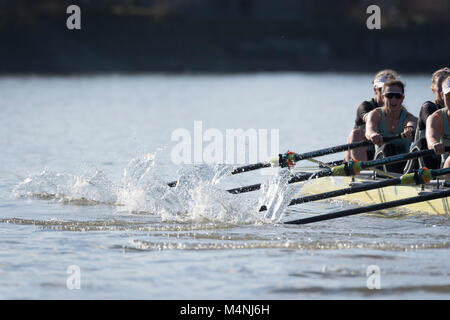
left=294, top=140, right=371, bottom=161
left=227, top=148, right=450, bottom=195
left=168, top=169, right=326, bottom=193
left=287, top=178, right=401, bottom=206
left=285, top=189, right=450, bottom=225
left=362, top=149, right=434, bottom=169
left=167, top=143, right=447, bottom=190
left=259, top=177, right=401, bottom=212
left=167, top=181, right=178, bottom=187
left=294, top=134, right=402, bottom=161
left=166, top=162, right=272, bottom=186
left=228, top=183, right=264, bottom=194
left=432, top=167, right=450, bottom=177
left=230, top=162, right=272, bottom=174
left=229, top=169, right=334, bottom=195
left=166, top=135, right=408, bottom=187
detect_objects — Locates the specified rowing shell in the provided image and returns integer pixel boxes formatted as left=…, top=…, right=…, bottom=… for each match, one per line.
left=298, top=174, right=450, bottom=215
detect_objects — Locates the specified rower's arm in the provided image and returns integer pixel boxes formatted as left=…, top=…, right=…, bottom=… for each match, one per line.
left=405, top=112, right=418, bottom=128
left=357, top=102, right=375, bottom=124
left=365, top=109, right=382, bottom=144
left=362, top=113, right=370, bottom=123
left=403, top=112, right=418, bottom=138
left=426, top=112, right=444, bottom=153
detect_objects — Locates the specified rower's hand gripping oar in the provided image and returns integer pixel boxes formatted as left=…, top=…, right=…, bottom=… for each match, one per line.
left=167, top=134, right=405, bottom=187
left=227, top=147, right=447, bottom=195
left=284, top=167, right=450, bottom=225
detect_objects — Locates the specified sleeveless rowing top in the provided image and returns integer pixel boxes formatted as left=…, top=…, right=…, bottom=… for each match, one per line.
left=376, top=107, right=412, bottom=155
left=439, top=108, right=450, bottom=163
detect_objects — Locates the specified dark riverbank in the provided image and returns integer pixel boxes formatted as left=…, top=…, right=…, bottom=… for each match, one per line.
left=1, top=0, right=449, bottom=74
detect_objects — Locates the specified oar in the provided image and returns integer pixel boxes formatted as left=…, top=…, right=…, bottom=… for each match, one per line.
left=227, top=148, right=448, bottom=195
left=166, top=134, right=404, bottom=187
left=260, top=167, right=450, bottom=212
left=305, top=156, right=399, bottom=178
left=283, top=134, right=404, bottom=166
left=285, top=188, right=450, bottom=225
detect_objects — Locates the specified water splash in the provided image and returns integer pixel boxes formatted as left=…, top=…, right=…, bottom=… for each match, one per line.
left=117, top=152, right=185, bottom=215
left=258, top=169, right=300, bottom=222
left=13, top=168, right=118, bottom=205
left=13, top=153, right=297, bottom=224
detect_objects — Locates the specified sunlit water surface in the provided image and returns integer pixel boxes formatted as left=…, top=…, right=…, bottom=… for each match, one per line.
left=0, top=73, right=449, bottom=299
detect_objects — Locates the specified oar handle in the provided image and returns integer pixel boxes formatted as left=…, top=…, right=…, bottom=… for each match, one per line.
left=379, top=133, right=407, bottom=143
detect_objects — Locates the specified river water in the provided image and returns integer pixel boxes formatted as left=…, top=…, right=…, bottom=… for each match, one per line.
left=0, top=73, right=449, bottom=299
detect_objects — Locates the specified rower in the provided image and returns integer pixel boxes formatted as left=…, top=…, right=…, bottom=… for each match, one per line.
left=426, top=76, right=450, bottom=175
left=406, top=68, right=450, bottom=171
left=345, top=69, right=399, bottom=162
left=365, top=80, right=417, bottom=173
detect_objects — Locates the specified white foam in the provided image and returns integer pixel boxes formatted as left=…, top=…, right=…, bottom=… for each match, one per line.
left=14, top=153, right=297, bottom=224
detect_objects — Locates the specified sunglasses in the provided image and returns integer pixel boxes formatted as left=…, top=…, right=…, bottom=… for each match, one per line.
left=384, top=92, right=404, bottom=99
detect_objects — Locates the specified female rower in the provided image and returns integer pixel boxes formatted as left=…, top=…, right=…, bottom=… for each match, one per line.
left=365, top=80, right=417, bottom=173
left=344, top=69, right=399, bottom=162
left=408, top=67, right=450, bottom=170
left=426, top=76, right=450, bottom=170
